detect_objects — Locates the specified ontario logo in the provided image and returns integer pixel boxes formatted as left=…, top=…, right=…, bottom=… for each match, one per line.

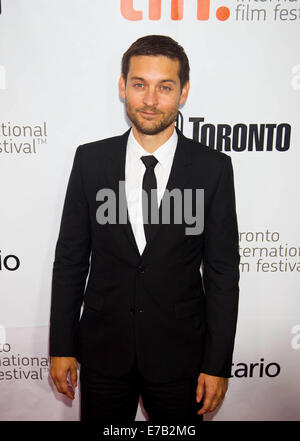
left=121, top=0, right=230, bottom=21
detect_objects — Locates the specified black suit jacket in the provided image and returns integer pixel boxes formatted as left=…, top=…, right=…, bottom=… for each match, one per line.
left=49, top=128, right=240, bottom=382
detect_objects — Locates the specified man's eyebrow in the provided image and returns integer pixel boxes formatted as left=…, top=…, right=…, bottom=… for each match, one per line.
left=129, top=77, right=176, bottom=84
left=129, top=77, right=145, bottom=82
left=160, top=79, right=176, bottom=84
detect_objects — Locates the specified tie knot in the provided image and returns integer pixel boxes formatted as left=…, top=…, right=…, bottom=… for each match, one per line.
left=141, top=155, right=158, bottom=169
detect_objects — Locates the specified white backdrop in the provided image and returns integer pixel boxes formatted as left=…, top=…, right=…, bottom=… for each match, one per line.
left=0, top=0, right=299, bottom=421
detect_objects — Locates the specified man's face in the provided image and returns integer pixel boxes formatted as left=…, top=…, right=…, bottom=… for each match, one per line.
left=119, top=55, right=189, bottom=136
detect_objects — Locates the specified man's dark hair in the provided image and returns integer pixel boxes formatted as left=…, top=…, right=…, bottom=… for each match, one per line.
left=121, top=35, right=190, bottom=89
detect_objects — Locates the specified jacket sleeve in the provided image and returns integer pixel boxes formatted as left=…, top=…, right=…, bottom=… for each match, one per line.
left=200, top=155, right=240, bottom=377
left=49, top=146, right=91, bottom=357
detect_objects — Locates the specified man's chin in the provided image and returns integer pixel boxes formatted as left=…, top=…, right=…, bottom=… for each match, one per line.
left=132, top=119, right=175, bottom=136
left=136, top=126, right=163, bottom=136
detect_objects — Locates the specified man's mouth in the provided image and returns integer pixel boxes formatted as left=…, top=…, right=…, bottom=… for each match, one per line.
left=139, top=109, right=161, bottom=117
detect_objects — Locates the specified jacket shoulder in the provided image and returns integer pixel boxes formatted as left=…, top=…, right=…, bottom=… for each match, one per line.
left=180, top=132, right=232, bottom=165
left=76, top=132, right=126, bottom=157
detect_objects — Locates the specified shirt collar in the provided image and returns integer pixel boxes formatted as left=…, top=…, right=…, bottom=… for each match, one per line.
left=127, top=127, right=178, bottom=168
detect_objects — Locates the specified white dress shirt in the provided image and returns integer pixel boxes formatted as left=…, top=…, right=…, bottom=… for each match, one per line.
left=125, top=128, right=178, bottom=255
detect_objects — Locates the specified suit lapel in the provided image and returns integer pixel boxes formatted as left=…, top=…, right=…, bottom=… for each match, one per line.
left=104, top=129, right=141, bottom=258
left=103, top=128, right=193, bottom=260
left=141, top=129, right=193, bottom=259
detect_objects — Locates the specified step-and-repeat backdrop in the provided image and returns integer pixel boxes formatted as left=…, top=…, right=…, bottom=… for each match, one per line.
left=0, top=0, right=299, bottom=421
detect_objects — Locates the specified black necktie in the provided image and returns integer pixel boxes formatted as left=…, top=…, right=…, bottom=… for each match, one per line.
left=141, top=155, right=158, bottom=243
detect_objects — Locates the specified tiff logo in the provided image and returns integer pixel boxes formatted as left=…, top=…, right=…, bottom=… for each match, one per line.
left=0, top=65, right=5, bottom=90
left=121, top=0, right=230, bottom=21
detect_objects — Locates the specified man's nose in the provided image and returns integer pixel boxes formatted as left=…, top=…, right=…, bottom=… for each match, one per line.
left=143, top=88, right=159, bottom=107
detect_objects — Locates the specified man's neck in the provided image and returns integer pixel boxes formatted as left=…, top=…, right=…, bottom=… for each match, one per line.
left=131, top=124, right=175, bottom=153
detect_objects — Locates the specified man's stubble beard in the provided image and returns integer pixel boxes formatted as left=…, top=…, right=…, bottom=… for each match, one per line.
left=125, top=100, right=179, bottom=136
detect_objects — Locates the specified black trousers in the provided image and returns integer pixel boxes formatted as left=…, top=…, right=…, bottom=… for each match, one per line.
left=80, top=354, right=203, bottom=423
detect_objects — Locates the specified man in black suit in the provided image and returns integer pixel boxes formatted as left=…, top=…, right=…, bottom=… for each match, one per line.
left=49, top=35, right=240, bottom=422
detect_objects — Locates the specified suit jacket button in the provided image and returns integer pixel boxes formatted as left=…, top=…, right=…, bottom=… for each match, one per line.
left=138, top=308, right=143, bottom=313
left=137, top=265, right=145, bottom=274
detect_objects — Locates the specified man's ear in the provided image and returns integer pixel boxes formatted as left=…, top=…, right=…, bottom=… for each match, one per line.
left=119, top=75, right=126, bottom=100
left=179, top=81, right=190, bottom=106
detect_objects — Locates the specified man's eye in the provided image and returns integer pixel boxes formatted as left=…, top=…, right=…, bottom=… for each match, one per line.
left=161, top=85, right=171, bottom=91
left=134, top=83, right=144, bottom=88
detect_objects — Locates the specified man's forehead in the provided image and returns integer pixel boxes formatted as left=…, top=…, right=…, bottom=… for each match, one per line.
left=127, top=55, right=180, bottom=79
